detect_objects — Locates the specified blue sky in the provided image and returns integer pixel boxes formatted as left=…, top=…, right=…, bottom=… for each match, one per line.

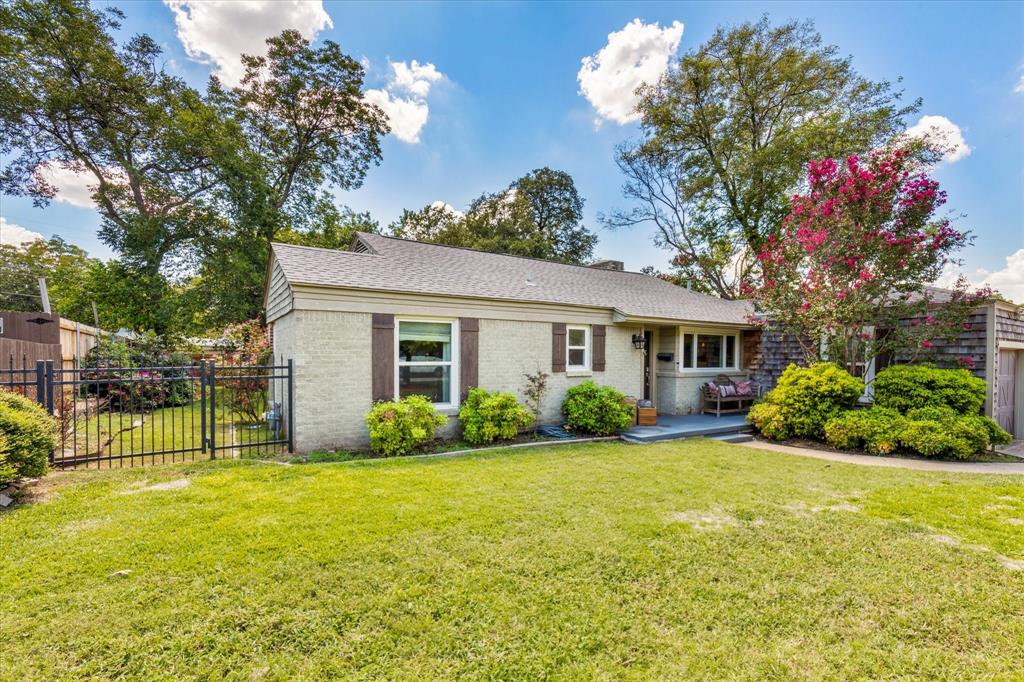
left=2, top=1, right=1022, bottom=298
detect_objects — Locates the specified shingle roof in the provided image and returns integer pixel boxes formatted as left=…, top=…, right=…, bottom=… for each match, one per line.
left=271, top=233, right=754, bottom=325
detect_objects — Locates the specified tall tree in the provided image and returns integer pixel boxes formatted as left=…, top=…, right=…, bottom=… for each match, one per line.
left=604, top=17, right=921, bottom=298
left=201, top=29, right=389, bottom=322
left=392, top=168, right=598, bottom=264
left=0, top=0, right=232, bottom=288
left=0, top=237, right=93, bottom=314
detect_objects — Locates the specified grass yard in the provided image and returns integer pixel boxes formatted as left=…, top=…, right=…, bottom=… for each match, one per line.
left=2, top=439, right=1023, bottom=680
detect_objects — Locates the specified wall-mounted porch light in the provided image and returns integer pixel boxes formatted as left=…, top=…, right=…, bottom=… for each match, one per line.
left=631, top=333, right=647, bottom=350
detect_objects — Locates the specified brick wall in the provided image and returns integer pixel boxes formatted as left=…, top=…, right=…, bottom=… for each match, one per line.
left=477, top=319, right=644, bottom=422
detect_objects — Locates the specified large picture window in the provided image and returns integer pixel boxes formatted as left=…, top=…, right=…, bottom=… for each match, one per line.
left=566, top=325, right=591, bottom=371
left=397, top=320, right=457, bottom=405
left=679, top=331, right=739, bottom=371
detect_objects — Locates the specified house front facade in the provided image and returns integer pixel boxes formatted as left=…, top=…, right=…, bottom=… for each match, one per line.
left=266, top=234, right=757, bottom=452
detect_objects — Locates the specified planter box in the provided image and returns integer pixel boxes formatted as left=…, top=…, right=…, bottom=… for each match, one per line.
left=637, top=407, right=657, bottom=426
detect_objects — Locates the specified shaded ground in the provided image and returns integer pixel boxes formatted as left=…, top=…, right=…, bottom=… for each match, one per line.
left=2, top=440, right=1023, bottom=680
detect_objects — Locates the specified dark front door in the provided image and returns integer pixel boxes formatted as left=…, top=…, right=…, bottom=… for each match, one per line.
left=643, top=330, right=653, bottom=401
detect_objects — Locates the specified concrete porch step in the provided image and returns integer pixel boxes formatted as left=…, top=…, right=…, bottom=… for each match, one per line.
left=708, top=432, right=754, bottom=444
left=621, top=414, right=752, bottom=444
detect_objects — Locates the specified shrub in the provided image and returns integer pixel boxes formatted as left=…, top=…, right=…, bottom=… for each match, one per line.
left=562, top=381, right=633, bottom=436
left=0, top=389, right=56, bottom=482
left=824, top=403, right=1012, bottom=460
left=459, top=388, right=533, bottom=445
left=0, top=432, right=16, bottom=485
left=747, top=363, right=863, bottom=440
left=824, top=407, right=905, bottom=455
left=366, top=395, right=448, bottom=456
left=747, top=402, right=790, bottom=440
left=874, top=364, right=986, bottom=415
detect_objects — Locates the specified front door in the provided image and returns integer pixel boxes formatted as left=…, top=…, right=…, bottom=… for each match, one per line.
left=642, top=330, right=653, bottom=401
left=996, top=350, right=1017, bottom=435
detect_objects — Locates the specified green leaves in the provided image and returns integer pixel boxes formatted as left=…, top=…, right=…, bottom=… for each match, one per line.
left=391, top=167, right=598, bottom=265
left=606, top=17, right=917, bottom=298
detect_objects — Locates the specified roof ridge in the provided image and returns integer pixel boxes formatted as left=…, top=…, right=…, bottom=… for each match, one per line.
left=271, top=241, right=377, bottom=257
left=359, top=231, right=680, bottom=281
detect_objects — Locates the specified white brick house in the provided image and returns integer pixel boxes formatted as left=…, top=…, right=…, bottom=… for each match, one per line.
left=265, top=233, right=756, bottom=451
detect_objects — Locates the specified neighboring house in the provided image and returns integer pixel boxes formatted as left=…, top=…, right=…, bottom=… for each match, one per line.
left=265, top=233, right=757, bottom=451
left=752, top=289, right=1024, bottom=438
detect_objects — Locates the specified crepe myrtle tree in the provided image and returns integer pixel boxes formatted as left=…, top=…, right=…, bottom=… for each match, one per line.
left=746, top=146, right=988, bottom=376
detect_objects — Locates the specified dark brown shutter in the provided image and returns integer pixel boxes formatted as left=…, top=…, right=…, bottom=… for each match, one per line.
left=741, top=329, right=762, bottom=370
left=592, top=324, right=606, bottom=372
left=552, top=322, right=566, bottom=373
left=371, top=313, right=395, bottom=402
left=460, top=317, right=479, bottom=401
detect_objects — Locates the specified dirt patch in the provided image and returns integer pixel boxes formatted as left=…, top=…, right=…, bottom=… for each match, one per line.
left=784, top=500, right=861, bottom=514
left=668, top=510, right=741, bottom=531
left=1005, top=518, right=1024, bottom=526
left=122, top=479, right=190, bottom=494
left=926, top=533, right=1023, bottom=572
left=996, top=555, right=1024, bottom=571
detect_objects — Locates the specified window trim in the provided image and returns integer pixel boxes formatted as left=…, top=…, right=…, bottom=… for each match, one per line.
left=677, top=328, right=741, bottom=373
left=394, top=317, right=460, bottom=409
left=566, top=324, right=591, bottom=372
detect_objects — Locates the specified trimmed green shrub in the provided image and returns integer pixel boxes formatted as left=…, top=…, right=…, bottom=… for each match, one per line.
left=562, top=381, right=633, bottom=436
left=366, top=395, right=448, bottom=457
left=0, top=432, right=16, bottom=485
left=747, top=363, right=864, bottom=440
left=459, top=388, right=533, bottom=445
left=898, top=420, right=973, bottom=459
left=746, top=402, right=789, bottom=440
left=0, top=389, right=56, bottom=482
left=824, top=404, right=1011, bottom=460
left=874, top=364, right=986, bottom=415
left=824, top=407, right=905, bottom=455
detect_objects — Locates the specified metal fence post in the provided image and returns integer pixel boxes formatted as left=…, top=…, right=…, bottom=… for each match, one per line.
left=208, top=361, right=216, bottom=458
left=199, top=360, right=207, bottom=455
left=45, top=360, right=55, bottom=415
left=287, top=358, right=295, bottom=453
left=35, top=360, right=45, bottom=408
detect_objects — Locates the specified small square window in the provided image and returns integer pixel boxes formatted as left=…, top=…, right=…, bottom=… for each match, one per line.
left=566, top=325, right=590, bottom=371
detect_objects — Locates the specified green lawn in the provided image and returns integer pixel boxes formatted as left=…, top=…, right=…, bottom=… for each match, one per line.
left=57, top=396, right=281, bottom=467
left=2, top=440, right=1023, bottom=680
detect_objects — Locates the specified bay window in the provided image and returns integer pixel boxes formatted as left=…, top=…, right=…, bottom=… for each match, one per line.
left=396, top=319, right=457, bottom=405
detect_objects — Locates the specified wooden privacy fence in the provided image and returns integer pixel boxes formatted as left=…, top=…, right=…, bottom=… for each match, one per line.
left=0, top=311, right=103, bottom=370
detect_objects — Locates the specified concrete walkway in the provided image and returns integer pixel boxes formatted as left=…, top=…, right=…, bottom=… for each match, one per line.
left=736, top=440, right=1024, bottom=475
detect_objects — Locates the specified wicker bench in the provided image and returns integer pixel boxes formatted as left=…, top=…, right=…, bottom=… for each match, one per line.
left=699, top=375, right=762, bottom=416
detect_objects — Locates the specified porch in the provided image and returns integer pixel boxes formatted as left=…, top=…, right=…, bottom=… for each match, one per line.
left=621, top=413, right=752, bottom=444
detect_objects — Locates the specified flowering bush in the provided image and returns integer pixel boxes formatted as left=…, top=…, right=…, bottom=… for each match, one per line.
left=747, top=363, right=863, bottom=440
left=220, top=319, right=272, bottom=424
left=459, top=388, right=533, bottom=445
left=366, top=395, right=448, bottom=456
left=748, top=146, right=988, bottom=374
left=873, top=364, right=986, bottom=415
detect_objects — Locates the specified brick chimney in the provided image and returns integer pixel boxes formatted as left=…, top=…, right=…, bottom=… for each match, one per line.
left=588, top=259, right=624, bottom=271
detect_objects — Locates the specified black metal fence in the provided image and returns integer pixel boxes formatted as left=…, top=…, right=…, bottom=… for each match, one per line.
left=5, top=356, right=293, bottom=469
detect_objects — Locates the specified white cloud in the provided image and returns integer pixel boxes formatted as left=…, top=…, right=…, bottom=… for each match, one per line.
left=429, top=201, right=464, bottom=219
left=935, top=250, right=1024, bottom=304
left=39, top=163, right=99, bottom=208
left=577, top=19, right=684, bottom=125
left=903, top=115, right=972, bottom=164
left=1015, top=73, right=1024, bottom=94
left=0, top=217, right=43, bottom=246
left=164, top=0, right=332, bottom=87
left=391, top=60, right=443, bottom=98
left=365, top=60, right=446, bottom=144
